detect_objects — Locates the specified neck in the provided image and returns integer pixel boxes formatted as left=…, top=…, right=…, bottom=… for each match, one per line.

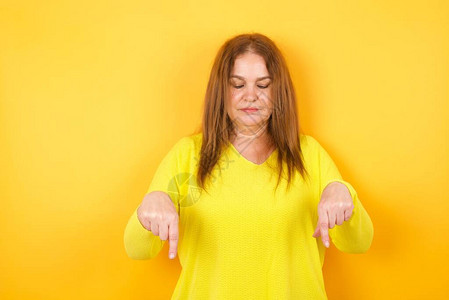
left=231, top=124, right=275, bottom=154
left=234, top=123, right=268, bottom=139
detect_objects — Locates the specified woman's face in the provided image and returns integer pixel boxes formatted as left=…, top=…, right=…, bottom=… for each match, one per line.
left=227, top=51, right=273, bottom=135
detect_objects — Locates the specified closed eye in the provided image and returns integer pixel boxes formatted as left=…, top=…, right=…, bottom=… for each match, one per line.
left=233, top=85, right=269, bottom=89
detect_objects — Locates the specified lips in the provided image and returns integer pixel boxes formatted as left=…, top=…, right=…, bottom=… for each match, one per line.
left=241, top=107, right=259, bottom=112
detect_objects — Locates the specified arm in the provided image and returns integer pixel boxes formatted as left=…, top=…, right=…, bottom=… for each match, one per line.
left=314, top=137, right=374, bottom=253
left=123, top=206, right=165, bottom=260
left=123, top=137, right=189, bottom=260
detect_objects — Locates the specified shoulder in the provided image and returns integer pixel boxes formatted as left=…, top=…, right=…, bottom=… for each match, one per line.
left=183, top=132, right=202, bottom=152
left=299, top=133, right=320, bottom=152
left=170, top=132, right=202, bottom=156
left=298, top=134, right=327, bottom=176
left=299, top=134, right=328, bottom=164
left=188, top=132, right=203, bottom=148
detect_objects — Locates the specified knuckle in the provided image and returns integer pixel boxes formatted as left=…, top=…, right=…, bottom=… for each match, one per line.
left=319, top=222, right=328, bottom=228
left=147, top=211, right=159, bottom=221
left=168, top=213, right=179, bottom=223
left=145, top=221, right=152, bottom=231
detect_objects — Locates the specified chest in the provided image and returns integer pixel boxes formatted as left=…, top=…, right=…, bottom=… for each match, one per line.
left=180, top=162, right=318, bottom=240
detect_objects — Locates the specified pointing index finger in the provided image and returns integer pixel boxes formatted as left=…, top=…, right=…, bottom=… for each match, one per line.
left=168, top=218, right=179, bottom=259
left=318, top=208, right=330, bottom=248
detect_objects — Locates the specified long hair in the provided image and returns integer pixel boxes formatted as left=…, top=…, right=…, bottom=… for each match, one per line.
left=193, top=32, right=310, bottom=193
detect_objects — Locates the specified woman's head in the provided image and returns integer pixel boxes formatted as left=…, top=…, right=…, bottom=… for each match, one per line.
left=227, top=51, right=273, bottom=136
left=202, top=33, right=297, bottom=139
left=196, top=33, right=309, bottom=192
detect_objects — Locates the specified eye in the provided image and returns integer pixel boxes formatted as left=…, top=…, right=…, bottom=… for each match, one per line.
left=258, top=85, right=269, bottom=89
left=233, top=85, right=244, bottom=89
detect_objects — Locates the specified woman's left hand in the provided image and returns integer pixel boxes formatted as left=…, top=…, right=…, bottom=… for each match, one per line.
left=312, top=181, right=354, bottom=248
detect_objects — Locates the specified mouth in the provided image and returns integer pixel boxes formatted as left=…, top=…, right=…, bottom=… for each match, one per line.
left=241, top=108, right=259, bottom=113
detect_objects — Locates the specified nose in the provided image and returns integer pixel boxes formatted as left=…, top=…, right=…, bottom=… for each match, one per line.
left=244, top=84, right=259, bottom=101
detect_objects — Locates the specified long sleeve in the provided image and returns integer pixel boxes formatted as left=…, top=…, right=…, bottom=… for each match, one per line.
left=123, top=137, right=190, bottom=260
left=123, top=207, right=165, bottom=260
left=313, top=136, right=374, bottom=254
left=145, top=136, right=192, bottom=212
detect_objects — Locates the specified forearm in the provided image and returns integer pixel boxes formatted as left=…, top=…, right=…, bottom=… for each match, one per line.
left=327, top=180, right=374, bottom=253
left=123, top=207, right=165, bottom=260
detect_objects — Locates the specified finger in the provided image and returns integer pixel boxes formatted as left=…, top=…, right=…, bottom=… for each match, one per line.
left=328, top=209, right=336, bottom=229
left=318, top=209, right=330, bottom=248
left=336, top=209, right=345, bottom=226
left=151, top=222, right=159, bottom=236
left=168, top=219, right=179, bottom=260
left=344, top=208, right=353, bottom=221
left=137, top=209, right=151, bottom=231
left=144, top=219, right=151, bottom=231
left=312, top=224, right=321, bottom=237
left=159, top=223, right=168, bottom=241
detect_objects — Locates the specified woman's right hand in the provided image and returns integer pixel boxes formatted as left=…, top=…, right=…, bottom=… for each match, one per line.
left=137, top=191, right=179, bottom=260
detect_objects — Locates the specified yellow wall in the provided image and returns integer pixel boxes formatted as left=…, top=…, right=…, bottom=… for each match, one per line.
left=1, top=1, right=448, bottom=299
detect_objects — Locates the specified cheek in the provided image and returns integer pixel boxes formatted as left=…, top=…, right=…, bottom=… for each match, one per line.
left=230, top=91, right=244, bottom=106
left=227, top=94, right=240, bottom=114
left=261, top=90, right=273, bottom=110
left=231, top=89, right=243, bottom=99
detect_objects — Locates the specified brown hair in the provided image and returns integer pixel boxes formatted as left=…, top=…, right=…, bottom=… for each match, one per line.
left=193, top=32, right=310, bottom=193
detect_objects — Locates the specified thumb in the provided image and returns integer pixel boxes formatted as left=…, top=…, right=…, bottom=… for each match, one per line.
left=312, top=224, right=321, bottom=238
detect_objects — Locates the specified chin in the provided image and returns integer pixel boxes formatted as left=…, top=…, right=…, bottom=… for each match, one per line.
left=228, top=112, right=268, bottom=127
left=239, top=116, right=262, bottom=123
left=241, top=114, right=268, bottom=122
left=238, top=120, right=269, bottom=130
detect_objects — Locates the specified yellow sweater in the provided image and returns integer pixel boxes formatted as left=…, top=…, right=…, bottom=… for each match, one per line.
left=124, top=133, right=374, bottom=299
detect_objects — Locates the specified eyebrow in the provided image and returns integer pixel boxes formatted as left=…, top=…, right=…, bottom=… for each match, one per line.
left=230, top=75, right=272, bottom=81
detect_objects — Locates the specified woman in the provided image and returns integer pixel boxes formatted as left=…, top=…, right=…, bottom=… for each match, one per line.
left=124, top=33, right=374, bottom=299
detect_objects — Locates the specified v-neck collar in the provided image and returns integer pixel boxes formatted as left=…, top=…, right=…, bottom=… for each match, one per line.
left=227, top=142, right=277, bottom=167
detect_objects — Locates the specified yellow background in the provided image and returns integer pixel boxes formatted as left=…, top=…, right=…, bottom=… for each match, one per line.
left=1, top=0, right=448, bottom=299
